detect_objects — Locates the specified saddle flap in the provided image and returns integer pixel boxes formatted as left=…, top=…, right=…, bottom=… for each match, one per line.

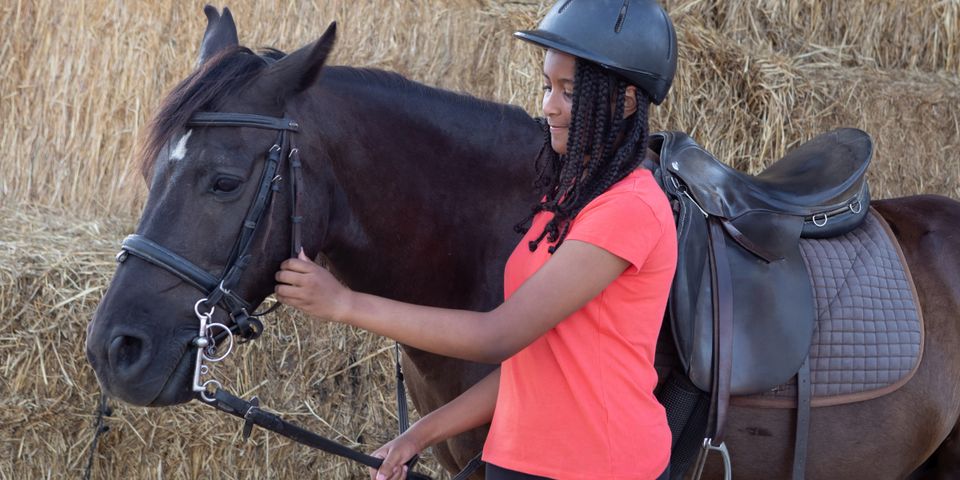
left=668, top=194, right=816, bottom=395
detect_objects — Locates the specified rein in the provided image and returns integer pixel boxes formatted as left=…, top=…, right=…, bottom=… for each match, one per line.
left=112, top=111, right=431, bottom=479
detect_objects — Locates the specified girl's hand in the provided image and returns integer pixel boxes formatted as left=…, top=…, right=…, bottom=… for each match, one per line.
left=274, top=250, right=351, bottom=321
left=368, top=431, right=424, bottom=480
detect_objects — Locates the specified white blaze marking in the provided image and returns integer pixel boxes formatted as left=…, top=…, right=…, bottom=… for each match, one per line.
left=170, top=130, right=193, bottom=161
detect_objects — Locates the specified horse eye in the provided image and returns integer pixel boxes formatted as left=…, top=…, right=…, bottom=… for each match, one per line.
left=212, top=176, right=242, bottom=193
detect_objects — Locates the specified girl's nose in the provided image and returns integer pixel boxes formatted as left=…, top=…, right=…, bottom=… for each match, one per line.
left=542, top=90, right=561, bottom=117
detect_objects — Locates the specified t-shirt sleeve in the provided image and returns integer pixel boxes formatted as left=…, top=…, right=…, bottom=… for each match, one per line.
left=564, top=191, right=665, bottom=274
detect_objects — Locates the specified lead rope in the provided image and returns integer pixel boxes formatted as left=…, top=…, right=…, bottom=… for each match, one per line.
left=82, top=391, right=112, bottom=480
left=82, top=361, right=437, bottom=480
left=203, top=389, right=433, bottom=479
left=395, top=342, right=422, bottom=471
left=395, top=342, right=411, bottom=433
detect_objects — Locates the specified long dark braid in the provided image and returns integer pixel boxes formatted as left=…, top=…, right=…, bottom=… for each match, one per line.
left=515, top=59, right=652, bottom=254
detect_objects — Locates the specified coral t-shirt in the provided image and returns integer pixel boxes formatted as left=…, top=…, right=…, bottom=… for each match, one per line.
left=482, top=168, right=677, bottom=479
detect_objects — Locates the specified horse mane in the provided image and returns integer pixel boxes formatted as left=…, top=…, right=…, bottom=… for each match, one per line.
left=139, top=47, right=534, bottom=178
left=138, top=47, right=285, bottom=177
left=327, top=66, right=523, bottom=118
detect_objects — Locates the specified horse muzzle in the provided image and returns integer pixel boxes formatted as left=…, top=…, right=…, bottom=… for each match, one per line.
left=86, top=308, right=198, bottom=407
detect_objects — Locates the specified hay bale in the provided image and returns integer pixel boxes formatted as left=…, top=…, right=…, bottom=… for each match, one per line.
left=2, top=0, right=957, bottom=216
left=659, top=13, right=960, bottom=196
left=672, top=0, right=960, bottom=73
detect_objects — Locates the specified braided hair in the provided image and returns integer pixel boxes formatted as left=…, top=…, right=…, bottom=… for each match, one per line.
left=516, top=59, right=653, bottom=254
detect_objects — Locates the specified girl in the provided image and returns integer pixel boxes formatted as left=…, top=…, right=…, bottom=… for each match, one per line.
left=276, top=1, right=678, bottom=478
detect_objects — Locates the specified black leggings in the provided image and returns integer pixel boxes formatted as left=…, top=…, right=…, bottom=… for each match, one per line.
left=484, top=462, right=671, bottom=480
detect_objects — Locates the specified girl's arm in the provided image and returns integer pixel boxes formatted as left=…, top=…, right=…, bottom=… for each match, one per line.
left=369, top=368, right=501, bottom=480
left=275, top=239, right=629, bottom=363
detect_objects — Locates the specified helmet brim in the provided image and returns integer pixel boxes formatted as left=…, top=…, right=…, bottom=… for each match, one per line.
left=515, top=29, right=668, bottom=104
left=514, top=29, right=620, bottom=73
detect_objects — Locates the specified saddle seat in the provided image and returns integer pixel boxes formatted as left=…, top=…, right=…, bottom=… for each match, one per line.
left=652, top=128, right=872, bottom=239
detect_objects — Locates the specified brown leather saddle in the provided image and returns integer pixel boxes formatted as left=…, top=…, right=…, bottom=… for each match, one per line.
left=649, top=128, right=873, bottom=479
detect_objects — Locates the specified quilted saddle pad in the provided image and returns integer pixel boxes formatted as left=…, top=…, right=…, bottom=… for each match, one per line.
left=734, top=208, right=923, bottom=408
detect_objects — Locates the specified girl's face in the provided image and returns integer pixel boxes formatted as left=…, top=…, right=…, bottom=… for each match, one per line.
left=542, top=49, right=576, bottom=155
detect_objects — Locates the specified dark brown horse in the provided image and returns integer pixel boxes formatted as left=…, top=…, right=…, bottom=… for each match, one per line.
left=85, top=9, right=960, bottom=479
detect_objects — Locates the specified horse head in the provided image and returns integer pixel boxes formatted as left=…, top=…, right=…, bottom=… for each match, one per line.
left=85, top=7, right=338, bottom=407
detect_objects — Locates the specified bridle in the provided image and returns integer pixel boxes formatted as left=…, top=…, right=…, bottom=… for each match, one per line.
left=108, top=111, right=485, bottom=480
left=119, top=113, right=301, bottom=335
left=116, top=111, right=304, bottom=401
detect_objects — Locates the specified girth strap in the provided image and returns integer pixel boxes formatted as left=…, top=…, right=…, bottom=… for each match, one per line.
left=793, top=357, right=811, bottom=479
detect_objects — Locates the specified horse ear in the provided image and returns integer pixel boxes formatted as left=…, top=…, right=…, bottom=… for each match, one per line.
left=196, top=5, right=239, bottom=68
left=256, top=22, right=337, bottom=102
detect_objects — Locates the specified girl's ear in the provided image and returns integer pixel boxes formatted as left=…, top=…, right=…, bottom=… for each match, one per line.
left=623, top=85, right=638, bottom=118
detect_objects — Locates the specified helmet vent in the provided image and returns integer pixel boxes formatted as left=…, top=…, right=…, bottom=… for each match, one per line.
left=615, top=0, right=630, bottom=33
left=557, top=0, right=574, bottom=14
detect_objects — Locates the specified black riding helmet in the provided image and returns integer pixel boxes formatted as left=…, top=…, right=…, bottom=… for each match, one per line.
left=515, top=0, right=677, bottom=104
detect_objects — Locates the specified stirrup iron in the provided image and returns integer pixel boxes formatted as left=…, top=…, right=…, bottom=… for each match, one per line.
left=691, top=438, right=732, bottom=480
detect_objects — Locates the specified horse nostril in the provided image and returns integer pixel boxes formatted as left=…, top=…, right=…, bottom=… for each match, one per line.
left=109, top=334, right=146, bottom=374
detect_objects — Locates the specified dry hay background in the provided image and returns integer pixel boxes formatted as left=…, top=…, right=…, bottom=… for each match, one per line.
left=1, top=0, right=959, bottom=479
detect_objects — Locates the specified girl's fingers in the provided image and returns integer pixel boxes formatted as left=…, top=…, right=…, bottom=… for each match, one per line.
left=387, top=465, right=403, bottom=480
left=368, top=450, right=389, bottom=480
left=275, top=270, right=302, bottom=285
left=274, top=285, right=304, bottom=300
left=279, top=257, right=316, bottom=273
left=376, top=448, right=402, bottom=480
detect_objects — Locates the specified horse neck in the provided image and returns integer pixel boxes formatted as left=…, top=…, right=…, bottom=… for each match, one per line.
left=296, top=67, right=544, bottom=311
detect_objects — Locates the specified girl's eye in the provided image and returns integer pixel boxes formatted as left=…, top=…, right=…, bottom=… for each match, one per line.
left=212, top=176, right=242, bottom=193
left=542, top=85, right=573, bottom=100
